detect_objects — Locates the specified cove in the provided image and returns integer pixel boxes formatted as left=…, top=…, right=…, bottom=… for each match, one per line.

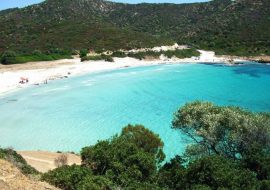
left=0, top=62, right=270, bottom=160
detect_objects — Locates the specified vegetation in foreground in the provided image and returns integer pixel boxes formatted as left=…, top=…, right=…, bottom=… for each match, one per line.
left=40, top=101, right=270, bottom=190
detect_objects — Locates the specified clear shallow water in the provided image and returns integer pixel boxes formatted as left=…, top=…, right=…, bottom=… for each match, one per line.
left=1, top=62, right=270, bottom=159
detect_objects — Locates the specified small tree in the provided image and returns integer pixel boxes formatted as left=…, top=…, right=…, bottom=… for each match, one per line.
left=54, top=153, right=68, bottom=168
left=121, top=124, right=165, bottom=164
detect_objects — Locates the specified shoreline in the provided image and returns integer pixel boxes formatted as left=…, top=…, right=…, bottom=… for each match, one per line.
left=0, top=50, right=247, bottom=96
left=0, top=50, right=264, bottom=173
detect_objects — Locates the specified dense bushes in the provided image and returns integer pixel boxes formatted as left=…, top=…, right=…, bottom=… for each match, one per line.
left=42, top=165, right=92, bottom=190
left=184, top=156, right=258, bottom=189
left=81, top=124, right=163, bottom=186
left=0, top=50, right=73, bottom=65
left=0, top=48, right=200, bottom=64
left=77, top=175, right=113, bottom=190
left=79, top=49, right=88, bottom=58
left=163, top=49, right=200, bottom=59
left=43, top=124, right=164, bottom=189
left=41, top=103, right=270, bottom=190
left=81, top=54, right=114, bottom=62
left=113, top=49, right=200, bottom=61
left=0, top=51, right=17, bottom=64
left=111, top=51, right=127, bottom=58
left=158, top=155, right=259, bottom=190
left=127, top=51, right=160, bottom=60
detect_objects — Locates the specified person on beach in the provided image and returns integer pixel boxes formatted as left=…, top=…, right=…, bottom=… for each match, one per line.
left=19, top=77, right=29, bottom=84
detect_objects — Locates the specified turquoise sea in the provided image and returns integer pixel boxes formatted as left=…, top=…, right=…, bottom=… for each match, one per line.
left=0, top=62, right=270, bottom=159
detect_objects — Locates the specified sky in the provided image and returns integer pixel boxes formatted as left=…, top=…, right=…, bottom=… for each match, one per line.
left=0, top=0, right=210, bottom=11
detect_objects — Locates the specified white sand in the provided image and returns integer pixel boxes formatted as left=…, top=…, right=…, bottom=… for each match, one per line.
left=0, top=50, right=246, bottom=96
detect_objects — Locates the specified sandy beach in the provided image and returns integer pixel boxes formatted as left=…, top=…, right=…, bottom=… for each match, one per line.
left=18, top=151, right=81, bottom=173
left=0, top=50, right=246, bottom=96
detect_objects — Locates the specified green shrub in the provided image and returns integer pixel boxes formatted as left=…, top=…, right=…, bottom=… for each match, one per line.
left=1, top=51, right=17, bottom=64
left=127, top=51, right=161, bottom=60
left=158, top=155, right=186, bottom=189
left=80, top=49, right=88, bottom=58
left=42, top=165, right=92, bottom=190
left=32, top=50, right=42, bottom=56
left=81, top=54, right=114, bottom=62
left=126, top=49, right=200, bottom=60
left=48, top=48, right=69, bottom=55
left=112, top=51, right=127, bottom=58
left=103, top=55, right=114, bottom=62
left=185, top=156, right=258, bottom=189
left=77, top=175, right=114, bottom=190
left=190, top=185, right=212, bottom=190
left=16, top=54, right=72, bottom=63
left=124, top=182, right=164, bottom=190
left=163, top=48, right=200, bottom=59
left=260, top=180, right=270, bottom=190
left=81, top=125, right=163, bottom=186
left=0, top=51, right=73, bottom=64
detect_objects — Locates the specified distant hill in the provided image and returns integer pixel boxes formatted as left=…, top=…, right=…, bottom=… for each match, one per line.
left=0, top=0, right=269, bottom=55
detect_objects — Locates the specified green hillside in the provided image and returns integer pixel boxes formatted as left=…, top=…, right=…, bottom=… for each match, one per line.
left=0, top=0, right=269, bottom=56
left=109, top=0, right=270, bottom=56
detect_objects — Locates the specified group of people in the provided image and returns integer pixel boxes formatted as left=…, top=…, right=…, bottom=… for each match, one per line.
left=19, top=77, right=29, bottom=84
